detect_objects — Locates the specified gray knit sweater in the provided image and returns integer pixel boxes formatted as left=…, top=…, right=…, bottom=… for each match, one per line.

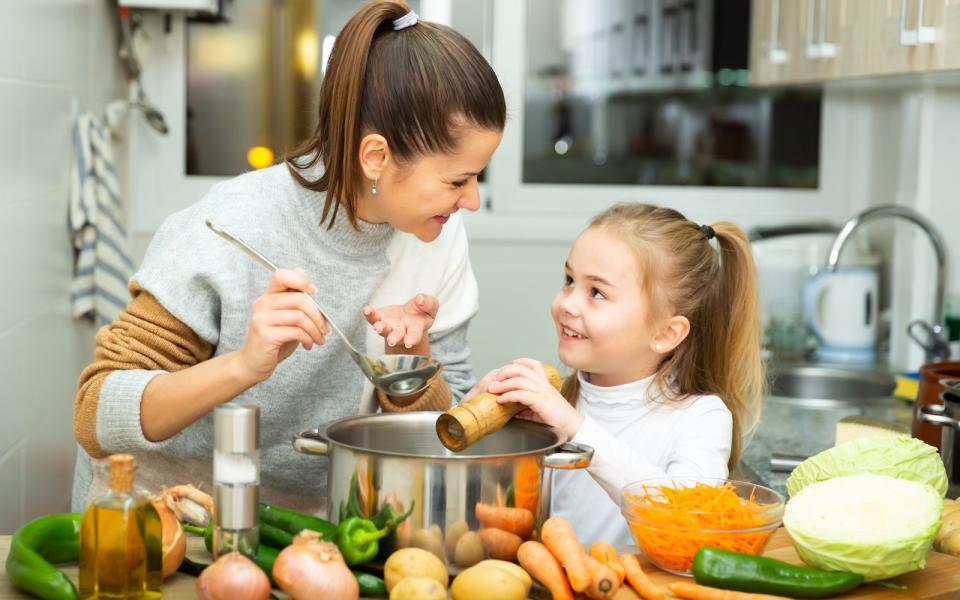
left=71, top=164, right=477, bottom=513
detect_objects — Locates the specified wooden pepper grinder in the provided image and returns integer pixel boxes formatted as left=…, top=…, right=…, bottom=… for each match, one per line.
left=436, top=364, right=563, bottom=451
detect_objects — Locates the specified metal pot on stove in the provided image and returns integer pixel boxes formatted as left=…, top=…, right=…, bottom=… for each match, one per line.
left=292, top=411, right=593, bottom=562
left=919, top=378, right=960, bottom=498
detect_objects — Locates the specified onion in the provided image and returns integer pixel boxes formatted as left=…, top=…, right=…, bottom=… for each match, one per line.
left=196, top=552, right=271, bottom=600
left=273, top=531, right=359, bottom=600
left=152, top=497, right=185, bottom=578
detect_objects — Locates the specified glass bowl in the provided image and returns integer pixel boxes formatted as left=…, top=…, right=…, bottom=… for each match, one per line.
left=620, top=477, right=785, bottom=576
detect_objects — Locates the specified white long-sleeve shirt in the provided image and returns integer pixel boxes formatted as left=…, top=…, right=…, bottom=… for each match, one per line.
left=550, top=371, right=733, bottom=546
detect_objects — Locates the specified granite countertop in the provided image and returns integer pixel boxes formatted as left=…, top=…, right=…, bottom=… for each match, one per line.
left=736, top=395, right=915, bottom=497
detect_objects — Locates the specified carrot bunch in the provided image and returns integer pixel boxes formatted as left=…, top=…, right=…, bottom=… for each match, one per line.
left=517, top=516, right=667, bottom=600
left=623, top=481, right=777, bottom=572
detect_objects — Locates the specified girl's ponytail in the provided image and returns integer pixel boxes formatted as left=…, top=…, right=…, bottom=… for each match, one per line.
left=707, top=223, right=764, bottom=469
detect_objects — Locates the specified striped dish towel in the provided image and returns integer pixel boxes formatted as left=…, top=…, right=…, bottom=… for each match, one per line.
left=68, top=113, right=135, bottom=325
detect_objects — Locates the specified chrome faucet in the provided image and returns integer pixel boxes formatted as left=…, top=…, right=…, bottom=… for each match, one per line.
left=825, top=205, right=949, bottom=363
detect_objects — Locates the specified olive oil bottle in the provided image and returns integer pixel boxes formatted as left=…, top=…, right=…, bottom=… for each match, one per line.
left=79, top=454, right=162, bottom=599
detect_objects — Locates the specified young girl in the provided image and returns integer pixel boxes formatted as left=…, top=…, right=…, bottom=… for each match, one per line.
left=472, top=203, right=763, bottom=545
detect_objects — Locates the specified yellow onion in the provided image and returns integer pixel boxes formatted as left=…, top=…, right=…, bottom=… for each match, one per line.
left=152, top=497, right=185, bottom=578
left=273, top=531, right=359, bottom=600
left=196, top=552, right=271, bottom=600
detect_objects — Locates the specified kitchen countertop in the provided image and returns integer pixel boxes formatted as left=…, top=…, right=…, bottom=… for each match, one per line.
left=738, top=394, right=915, bottom=497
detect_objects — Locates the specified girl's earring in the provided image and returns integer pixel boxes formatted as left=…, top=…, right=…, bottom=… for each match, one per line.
left=655, top=343, right=662, bottom=353
left=371, top=177, right=379, bottom=195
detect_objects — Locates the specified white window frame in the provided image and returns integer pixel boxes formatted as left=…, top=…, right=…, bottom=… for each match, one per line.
left=127, top=2, right=856, bottom=241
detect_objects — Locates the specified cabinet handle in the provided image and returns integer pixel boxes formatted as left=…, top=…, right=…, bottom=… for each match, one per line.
left=806, top=0, right=836, bottom=59
left=901, top=0, right=937, bottom=46
left=769, top=0, right=789, bottom=64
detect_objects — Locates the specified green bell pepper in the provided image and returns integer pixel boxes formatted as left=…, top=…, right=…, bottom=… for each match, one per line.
left=5, top=513, right=82, bottom=600
left=335, top=517, right=390, bottom=565
left=372, top=499, right=415, bottom=560
left=693, top=547, right=864, bottom=598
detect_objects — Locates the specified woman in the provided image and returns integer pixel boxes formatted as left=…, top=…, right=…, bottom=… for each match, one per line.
left=72, top=0, right=505, bottom=513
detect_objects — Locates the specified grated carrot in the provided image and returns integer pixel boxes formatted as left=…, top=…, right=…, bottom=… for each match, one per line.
left=623, top=482, right=777, bottom=572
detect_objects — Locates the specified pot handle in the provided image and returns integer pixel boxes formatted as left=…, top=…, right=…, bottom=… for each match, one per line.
left=293, top=428, right=329, bottom=455
left=919, top=404, right=960, bottom=430
left=544, top=442, right=594, bottom=470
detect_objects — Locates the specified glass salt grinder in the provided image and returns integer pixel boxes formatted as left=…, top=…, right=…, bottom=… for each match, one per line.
left=212, top=403, right=260, bottom=559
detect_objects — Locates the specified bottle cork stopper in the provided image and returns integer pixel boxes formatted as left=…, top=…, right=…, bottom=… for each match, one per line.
left=437, top=364, right=564, bottom=452
left=107, top=454, right=136, bottom=494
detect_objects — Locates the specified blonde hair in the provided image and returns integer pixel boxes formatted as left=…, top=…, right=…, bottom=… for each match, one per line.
left=560, top=203, right=764, bottom=470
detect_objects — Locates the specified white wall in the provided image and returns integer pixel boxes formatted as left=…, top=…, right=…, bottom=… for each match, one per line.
left=0, top=0, right=126, bottom=533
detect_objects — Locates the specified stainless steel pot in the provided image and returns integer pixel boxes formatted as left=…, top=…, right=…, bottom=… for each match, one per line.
left=292, top=411, right=593, bottom=561
left=919, top=378, right=960, bottom=498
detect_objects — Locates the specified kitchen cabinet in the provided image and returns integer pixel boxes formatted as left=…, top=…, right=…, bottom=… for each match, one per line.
left=751, top=0, right=960, bottom=85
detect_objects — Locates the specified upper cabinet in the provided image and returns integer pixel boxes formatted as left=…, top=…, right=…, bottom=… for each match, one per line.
left=751, top=0, right=960, bottom=85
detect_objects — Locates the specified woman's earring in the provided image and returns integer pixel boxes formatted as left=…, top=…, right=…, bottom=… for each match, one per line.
left=371, top=177, right=379, bottom=195
left=655, top=343, right=662, bottom=352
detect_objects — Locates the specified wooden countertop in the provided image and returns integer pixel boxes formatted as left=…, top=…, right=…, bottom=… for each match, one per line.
left=2, top=529, right=959, bottom=599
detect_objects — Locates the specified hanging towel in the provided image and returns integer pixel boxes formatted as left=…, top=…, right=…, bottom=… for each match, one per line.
left=68, top=113, right=135, bottom=325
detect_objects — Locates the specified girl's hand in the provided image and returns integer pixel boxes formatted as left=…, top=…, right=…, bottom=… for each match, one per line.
left=236, top=268, right=329, bottom=383
left=487, top=358, right=584, bottom=440
left=363, top=294, right=439, bottom=351
left=462, top=367, right=505, bottom=403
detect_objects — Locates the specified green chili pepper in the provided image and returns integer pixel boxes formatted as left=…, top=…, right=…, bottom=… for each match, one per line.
left=5, top=513, right=81, bottom=600
left=258, top=503, right=338, bottom=541
left=693, top=547, right=864, bottom=598
left=335, top=517, right=390, bottom=565
left=339, top=472, right=366, bottom=521
left=353, top=570, right=389, bottom=597
left=372, top=500, right=415, bottom=560
left=259, top=523, right=294, bottom=548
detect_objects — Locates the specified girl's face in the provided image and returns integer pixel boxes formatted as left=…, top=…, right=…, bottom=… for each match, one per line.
left=369, top=127, right=502, bottom=242
left=550, top=227, right=663, bottom=386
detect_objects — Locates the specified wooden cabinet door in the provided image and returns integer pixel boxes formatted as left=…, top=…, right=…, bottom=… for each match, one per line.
left=865, top=0, right=937, bottom=76
left=750, top=0, right=791, bottom=84
left=931, top=0, right=960, bottom=70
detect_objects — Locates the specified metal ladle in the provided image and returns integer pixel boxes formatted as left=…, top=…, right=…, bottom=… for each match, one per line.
left=206, top=220, right=438, bottom=396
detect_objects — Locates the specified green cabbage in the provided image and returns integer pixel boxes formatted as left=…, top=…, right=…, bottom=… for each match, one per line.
left=786, top=434, right=947, bottom=498
left=784, top=473, right=942, bottom=581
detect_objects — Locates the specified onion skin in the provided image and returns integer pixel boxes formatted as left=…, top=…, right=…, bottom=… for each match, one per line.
left=273, top=533, right=360, bottom=600
left=152, top=497, right=185, bottom=578
left=196, top=552, right=271, bottom=600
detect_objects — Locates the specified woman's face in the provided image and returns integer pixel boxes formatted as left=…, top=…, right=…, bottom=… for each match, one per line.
left=550, top=227, right=662, bottom=386
left=366, top=127, right=502, bottom=242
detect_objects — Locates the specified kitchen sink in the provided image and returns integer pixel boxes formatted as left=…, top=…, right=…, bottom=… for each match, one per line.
left=767, top=365, right=896, bottom=408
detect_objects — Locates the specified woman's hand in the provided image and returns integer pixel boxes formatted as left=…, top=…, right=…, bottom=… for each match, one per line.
left=363, top=294, right=438, bottom=353
left=235, top=268, right=329, bottom=383
left=487, top=358, right=584, bottom=440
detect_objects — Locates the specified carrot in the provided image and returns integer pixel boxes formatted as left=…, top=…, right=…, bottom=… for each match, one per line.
left=589, top=541, right=626, bottom=584
left=620, top=553, right=666, bottom=600
left=622, top=481, right=776, bottom=572
left=668, top=581, right=792, bottom=600
left=517, top=541, right=574, bottom=600
left=513, top=456, right=541, bottom=513
left=478, top=527, right=523, bottom=561
left=583, top=553, right=619, bottom=599
left=475, top=502, right=535, bottom=538
left=540, top=517, right=590, bottom=593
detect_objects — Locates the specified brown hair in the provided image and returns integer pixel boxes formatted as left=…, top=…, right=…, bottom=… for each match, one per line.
left=560, top=203, right=764, bottom=470
left=286, top=1, right=506, bottom=229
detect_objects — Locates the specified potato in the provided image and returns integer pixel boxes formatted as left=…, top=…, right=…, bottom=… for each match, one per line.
left=454, top=531, right=485, bottom=567
left=445, top=519, right=470, bottom=557
left=940, top=528, right=960, bottom=557
left=430, top=524, right=444, bottom=542
left=384, top=547, right=449, bottom=591
left=389, top=576, right=447, bottom=600
left=412, top=527, right=446, bottom=561
left=936, top=509, right=960, bottom=545
left=451, top=563, right=527, bottom=600
left=471, top=560, right=532, bottom=592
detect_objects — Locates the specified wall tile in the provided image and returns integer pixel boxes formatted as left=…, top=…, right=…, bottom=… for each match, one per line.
left=0, top=446, right=24, bottom=534
left=0, top=0, right=27, bottom=80
left=21, top=85, right=75, bottom=201
left=21, top=0, right=88, bottom=85
left=0, top=83, right=25, bottom=207
left=0, top=192, right=74, bottom=334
